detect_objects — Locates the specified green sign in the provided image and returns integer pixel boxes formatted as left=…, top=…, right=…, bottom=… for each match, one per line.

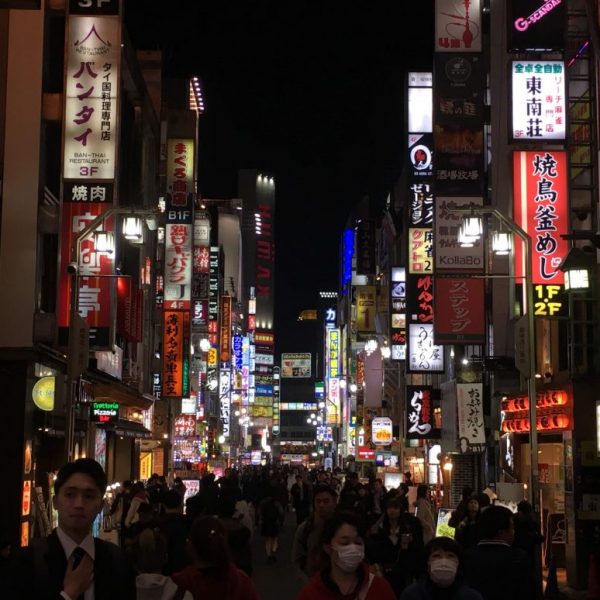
left=91, top=402, right=119, bottom=424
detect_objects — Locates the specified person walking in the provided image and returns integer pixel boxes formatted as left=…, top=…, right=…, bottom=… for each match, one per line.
left=290, top=474, right=311, bottom=525
left=400, top=537, right=483, bottom=600
left=259, top=487, right=284, bottom=563
left=7, top=458, right=135, bottom=600
left=172, top=517, right=260, bottom=600
left=454, top=496, right=481, bottom=551
left=415, top=484, right=436, bottom=544
left=296, top=511, right=395, bottom=600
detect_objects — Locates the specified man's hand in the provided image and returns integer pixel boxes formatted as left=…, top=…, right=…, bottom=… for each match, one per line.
left=63, top=553, right=94, bottom=599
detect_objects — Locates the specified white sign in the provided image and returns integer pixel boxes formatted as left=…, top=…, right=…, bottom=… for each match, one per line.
left=408, top=87, right=433, bottom=133
left=596, top=402, right=600, bottom=456
left=408, top=324, right=444, bottom=373
left=255, top=353, right=274, bottom=366
left=512, top=61, right=566, bottom=140
left=181, top=397, right=196, bottom=415
left=372, top=417, right=393, bottom=446
left=435, top=0, right=482, bottom=52
left=219, top=369, right=231, bottom=439
left=63, top=16, right=120, bottom=179
left=281, top=353, right=311, bottom=377
left=435, top=197, right=484, bottom=272
left=457, top=383, right=486, bottom=452
left=164, top=223, right=192, bottom=309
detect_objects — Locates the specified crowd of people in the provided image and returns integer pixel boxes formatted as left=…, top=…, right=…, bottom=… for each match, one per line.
left=3, top=459, right=544, bottom=600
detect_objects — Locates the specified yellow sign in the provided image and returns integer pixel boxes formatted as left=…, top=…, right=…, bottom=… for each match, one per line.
left=408, top=228, right=433, bottom=274
left=208, top=348, right=218, bottom=368
left=356, top=286, right=376, bottom=332
left=31, top=377, right=55, bottom=411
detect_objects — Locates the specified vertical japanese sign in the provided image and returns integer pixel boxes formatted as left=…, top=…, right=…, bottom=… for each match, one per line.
left=513, top=150, right=568, bottom=286
left=328, top=329, right=340, bottom=378
left=208, top=246, right=219, bottom=344
left=356, top=219, right=376, bottom=275
left=434, top=276, right=485, bottom=343
left=162, top=311, right=184, bottom=398
left=408, top=180, right=434, bottom=227
left=219, top=296, right=232, bottom=363
left=456, top=382, right=486, bottom=452
left=59, top=2, right=120, bottom=350
left=164, top=139, right=194, bottom=310
left=272, top=366, right=280, bottom=436
left=355, top=286, right=376, bottom=333
left=406, top=385, right=440, bottom=439
left=407, top=324, right=445, bottom=373
left=220, top=369, right=230, bottom=439
left=327, top=377, right=340, bottom=426
left=435, top=0, right=482, bottom=52
left=63, top=8, right=120, bottom=179
left=511, top=61, right=566, bottom=140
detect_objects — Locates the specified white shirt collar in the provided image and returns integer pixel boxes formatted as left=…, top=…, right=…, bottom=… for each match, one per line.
left=56, top=527, right=96, bottom=561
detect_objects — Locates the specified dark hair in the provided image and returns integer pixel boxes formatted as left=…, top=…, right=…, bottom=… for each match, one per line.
left=425, top=537, right=463, bottom=565
left=163, top=489, right=183, bottom=510
left=517, top=500, right=532, bottom=515
left=478, top=505, right=514, bottom=540
left=417, top=484, right=429, bottom=499
left=462, top=487, right=473, bottom=500
left=54, top=458, right=107, bottom=496
left=312, top=484, right=337, bottom=505
left=217, top=491, right=237, bottom=518
left=188, top=517, right=231, bottom=576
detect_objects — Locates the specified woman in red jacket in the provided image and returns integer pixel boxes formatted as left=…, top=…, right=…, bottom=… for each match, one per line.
left=172, top=516, right=260, bottom=600
left=297, top=511, right=395, bottom=600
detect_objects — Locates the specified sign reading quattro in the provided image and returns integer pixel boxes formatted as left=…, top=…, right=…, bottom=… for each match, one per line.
left=91, top=401, right=119, bottom=423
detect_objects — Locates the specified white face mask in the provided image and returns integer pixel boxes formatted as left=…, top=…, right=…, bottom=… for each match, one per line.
left=333, top=543, right=364, bottom=572
left=429, top=557, right=458, bottom=587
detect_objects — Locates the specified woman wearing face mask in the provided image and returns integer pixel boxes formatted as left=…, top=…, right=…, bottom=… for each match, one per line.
left=399, top=537, right=482, bottom=600
left=296, top=511, right=395, bottom=600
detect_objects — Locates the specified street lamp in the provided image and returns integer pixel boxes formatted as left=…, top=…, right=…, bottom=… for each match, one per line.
left=448, top=204, right=540, bottom=516
left=64, top=206, right=161, bottom=463
left=560, top=247, right=594, bottom=292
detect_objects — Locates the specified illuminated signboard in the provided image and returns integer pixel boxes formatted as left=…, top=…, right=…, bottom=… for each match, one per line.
left=513, top=151, right=568, bottom=286
left=219, top=296, right=232, bottom=363
left=327, top=377, right=340, bottom=426
left=391, top=267, right=406, bottom=362
left=507, top=0, right=566, bottom=52
left=435, top=0, right=482, bottom=52
left=31, top=376, right=55, bottom=412
left=162, top=311, right=185, bottom=397
left=406, top=385, right=440, bottom=439
left=407, top=324, right=444, bottom=374
left=209, top=246, right=219, bottom=321
left=501, top=389, right=571, bottom=433
left=328, top=329, right=340, bottom=378
left=408, top=228, right=433, bottom=274
left=63, top=14, right=120, bottom=179
left=372, top=417, right=393, bottom=446
left=456, top=383, right=485, bottom=453
left=356, top=286, right=376, bottom=333
left=220, top=369, right=231, bottom=439
left=91, top=401, right=119, bottom=423
left=511, top=61, right=566, bottom=141
left=281, top=353, right=311, bottom=378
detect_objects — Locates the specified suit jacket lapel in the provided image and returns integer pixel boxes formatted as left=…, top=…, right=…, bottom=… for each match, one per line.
left=93, top=538, right=111, bottom=598
left=45, top=530, right=68, bottom=597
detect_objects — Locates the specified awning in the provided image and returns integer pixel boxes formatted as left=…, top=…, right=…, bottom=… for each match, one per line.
left=103, top=419, right=153, bottom=439
left=92, top=379, right=154, bottom=410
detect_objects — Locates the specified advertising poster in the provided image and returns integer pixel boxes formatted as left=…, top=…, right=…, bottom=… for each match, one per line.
left=435, top=0, right=482, bottom=52
left=372, top=417, right=393, bottom=446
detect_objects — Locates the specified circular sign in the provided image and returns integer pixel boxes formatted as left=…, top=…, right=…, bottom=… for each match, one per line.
left=32, top=376, right=55, bottom=411
left=410, top=144, right=432, bottom=171
left=444, top=56, right=472, bottom=83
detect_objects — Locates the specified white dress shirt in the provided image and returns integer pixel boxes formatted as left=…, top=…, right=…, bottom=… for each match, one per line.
left=56, top=527, right=95, bottom=600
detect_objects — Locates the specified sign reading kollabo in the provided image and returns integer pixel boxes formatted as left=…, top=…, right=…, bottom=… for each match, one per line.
left=91, top=401, right=119, bottom=423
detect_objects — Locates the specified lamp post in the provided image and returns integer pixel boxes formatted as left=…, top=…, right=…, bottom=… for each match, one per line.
left=448, top=205, right=539, bottom=516
left=64, top=207, right=160, bottom=463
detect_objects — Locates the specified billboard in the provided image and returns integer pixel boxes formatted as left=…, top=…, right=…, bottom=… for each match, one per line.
left=390, top=266, right=406, bottom=361
left=162, top=311, right=185, bottom=398
left=281, top=353, right=311, bottom=378
left=513, top=150, right=569, bottom=286
left=408, top=229, right=434, bottom=274
left=406, top=385, right=440, bottom=439
left=457, top=383, right=486, bottom=452
left=372, top=417, right=393, bottom=446
left=435, top=0, right=482, bottom=52
left=327, top=328, right=340, bottom=378
left=407, top=323, right=444, bottom=374
left=511, top=61, right=566, bottom=141
left=219, top=296, right=232, bottom=363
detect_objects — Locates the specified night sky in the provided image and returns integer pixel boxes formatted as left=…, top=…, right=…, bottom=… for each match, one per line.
left=125, top=1, right=435, bottom=352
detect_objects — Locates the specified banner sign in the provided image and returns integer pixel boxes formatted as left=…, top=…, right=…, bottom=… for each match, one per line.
left=407, top=273, right=434, bottom=327
left=57, top=201, right=114, bottom=348
left=162, top=311, right=185, bottom=398
left=372, top=416, right=393, bottom=446
left=435, top=197, right=484, bottom=272
left=356, top=286, right=376, bottom=332
left=281, top=353, right=311, bottom=378
left=457, top=382, right=486, bottom=452
left=407, top=323, right=445, bottom=373
left=434, top=276, right=485, bottom=343
left=511, top=61, right=566, bottom=140
left=272, top=366, right=280, bottom=435
left=408, top=228, right=434, bottom=274
left=513, top=150, right=568, bottom=286
left=356, top=219, right=376, bottom=275
left=63, top=13, right=120, bottom=179
left=406, top=385, right=440, bottom=439
left=91, top=401, right=119, bottom=424
left=327, top=377, right=340, bottom=425
left=220, top=369, right=230, bottom=439
left=209, top=246, right=219, bottom=322
left=435, top=0, right=482, bottom=52
left=507, top=0, right=566, bottom=52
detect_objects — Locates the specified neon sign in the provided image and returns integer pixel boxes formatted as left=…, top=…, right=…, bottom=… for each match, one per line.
left=514, top=0, right=562, bottom=33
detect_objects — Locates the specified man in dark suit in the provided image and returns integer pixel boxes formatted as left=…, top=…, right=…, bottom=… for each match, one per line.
left=465, top=505, right=535, bottom=600
left=6, top=458, right=135, bottom=600
left=290, top=474, right=311, bottom=525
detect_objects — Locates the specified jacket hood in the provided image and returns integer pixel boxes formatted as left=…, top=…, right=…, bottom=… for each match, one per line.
left=136, top=573, right=178, bottom=600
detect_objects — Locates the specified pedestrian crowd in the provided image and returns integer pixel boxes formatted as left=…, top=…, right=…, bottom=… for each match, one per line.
left=2, top=459, right=543, bottom=600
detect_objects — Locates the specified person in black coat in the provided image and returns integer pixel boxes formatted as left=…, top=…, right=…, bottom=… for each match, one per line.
left=464, top=505, right=534, bottom=600
left=290, top=474, right=311, bottom=525
left=367, top=496, right=425, bottom=596
left=454, top=496, right=481, bottom=551
left=6, top=458, right=135, bottom=600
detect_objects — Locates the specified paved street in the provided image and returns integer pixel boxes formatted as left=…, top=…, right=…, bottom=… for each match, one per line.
left=252, top=510, right=306, bottom=600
